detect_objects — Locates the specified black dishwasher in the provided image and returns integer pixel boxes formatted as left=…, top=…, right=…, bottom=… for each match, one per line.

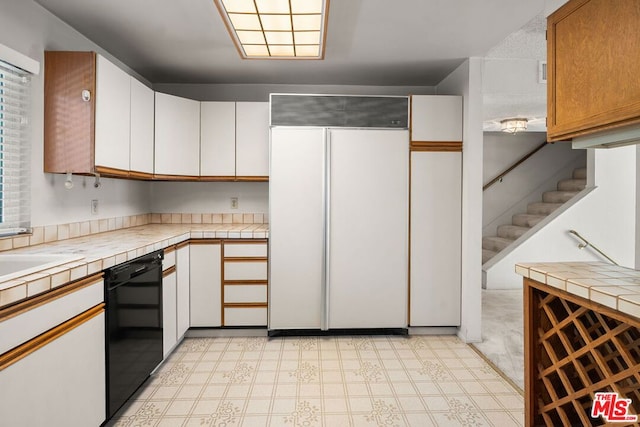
left=104, top=250, right=163, bottom=421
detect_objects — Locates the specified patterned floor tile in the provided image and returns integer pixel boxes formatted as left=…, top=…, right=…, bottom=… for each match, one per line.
left=109, top=335, right=524, bottom=427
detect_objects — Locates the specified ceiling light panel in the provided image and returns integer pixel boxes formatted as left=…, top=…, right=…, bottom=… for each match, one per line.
left=215, top=0, right=329, bottom=59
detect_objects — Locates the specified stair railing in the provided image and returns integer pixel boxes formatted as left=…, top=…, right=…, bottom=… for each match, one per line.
left=568, top=229, right=619, bottom=265
left=483, top=141, right=548, bottom=191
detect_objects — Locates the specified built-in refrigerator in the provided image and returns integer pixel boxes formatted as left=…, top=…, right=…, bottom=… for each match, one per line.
left=268, top=95, right=409, bottom=332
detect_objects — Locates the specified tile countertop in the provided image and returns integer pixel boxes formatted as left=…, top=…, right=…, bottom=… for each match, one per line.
left=515, top=261, right=640, bottom=320
left=0, top=223, right=269, bottom=308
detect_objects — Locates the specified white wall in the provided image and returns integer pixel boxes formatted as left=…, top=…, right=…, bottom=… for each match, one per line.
left=483, top=133, right=586, bottom=236
left=0, top=0, right=151, bottom=227
left=436, top=58, right=484, bottom=343
left=153, top=83, right=436, bottom=102
left=485, top=146, right=637, bottom=289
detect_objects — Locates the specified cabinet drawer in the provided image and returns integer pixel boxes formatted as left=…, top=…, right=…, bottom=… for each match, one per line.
left=224, top=243, right=267, bottom=258
left=163, top=249, right=176, bottom=270
left=224, top=285, right=267, bottom=303
left=0, top=277, right=103, bottom=354
left=224, top=306, right=267, bottom=326
left=223, top=261, right=267, bottom=281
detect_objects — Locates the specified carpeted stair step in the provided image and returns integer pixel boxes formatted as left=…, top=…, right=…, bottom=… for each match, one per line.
left=482, top=249, right=498, bottom=264
left=497, top=224, right=530, bottom=240
left=482, top=236, right=514, bottom=252
left=527, top=202, right=563, bottom=216
left=512, top=213, right=546, bottom=228
left=542, top=190, right=580, bottom=203
left=557, top=178, right=586, bottom=191
left=573, top=167, right=587, bottom=179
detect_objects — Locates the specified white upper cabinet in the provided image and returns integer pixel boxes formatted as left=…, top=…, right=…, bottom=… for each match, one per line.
left=94, top=55, right=131, bottom=171
left=236, top=102, right=269, bottom=178
left=155, top=92, right=201, bottom=177
left=411, top=95, right=462, bottom=142
left=129, top=78, right=155, bottom=175
left=200, top=102, right=236, bottom=177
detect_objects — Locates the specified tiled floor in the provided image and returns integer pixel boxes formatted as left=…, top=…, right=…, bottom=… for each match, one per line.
left=109, top=335, right=524, bottom=427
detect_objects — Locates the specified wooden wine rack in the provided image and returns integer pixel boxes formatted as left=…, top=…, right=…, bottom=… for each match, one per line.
left=524, top=277, right=640, bottom=427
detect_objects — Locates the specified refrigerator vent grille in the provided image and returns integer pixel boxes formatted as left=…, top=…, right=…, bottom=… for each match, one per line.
left=270, top=94, right=408, bottom=128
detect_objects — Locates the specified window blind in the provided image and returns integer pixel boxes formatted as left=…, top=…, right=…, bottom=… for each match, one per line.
left=0, top=59, right=31, bottom=234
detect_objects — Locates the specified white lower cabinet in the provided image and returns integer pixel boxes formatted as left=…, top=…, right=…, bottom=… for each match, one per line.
left=410, top=151, right=462, bottom=326
left=163, top=269, right=177, bottom=358
left=222, top=241, right=268, bottom=327
left=0, top=311, right=106, bottom=427
left=176, top=244, right=190, bottom=338
left=190, top=242, right=222, bottom=327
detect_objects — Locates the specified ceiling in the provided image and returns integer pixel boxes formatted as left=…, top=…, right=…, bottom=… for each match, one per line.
left=33, top=0, right=545, bottom=86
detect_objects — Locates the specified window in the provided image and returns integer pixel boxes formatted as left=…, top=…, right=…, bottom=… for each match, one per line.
left=0, top=59, right=31, bottom=235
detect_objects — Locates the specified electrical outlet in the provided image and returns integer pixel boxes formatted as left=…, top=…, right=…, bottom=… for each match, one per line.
left=230, top=197, right=239, bottom=209
left=91, top=199, right=99, bottom=215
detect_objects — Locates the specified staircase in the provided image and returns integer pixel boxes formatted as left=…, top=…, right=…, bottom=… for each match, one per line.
left=482, top=167, right=587, bottom=264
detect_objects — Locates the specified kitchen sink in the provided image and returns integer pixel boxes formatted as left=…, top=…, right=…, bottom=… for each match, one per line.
left=0, top=254, right=84, bottom=283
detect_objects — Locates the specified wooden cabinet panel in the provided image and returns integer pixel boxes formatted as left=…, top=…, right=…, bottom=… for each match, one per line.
left=130, top=78, right=155, bottom=175
left=200, top=102, right=236, bottom=178
left=44, top=51, right=96, bottom=174
left=155, top=92, right=201, bottom=177
left=547, top=0, right=640, bottom=141
left=236, top=102, right=269, bottom=179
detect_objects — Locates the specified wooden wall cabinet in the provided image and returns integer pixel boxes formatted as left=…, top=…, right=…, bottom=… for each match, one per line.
left=44, top=51, right=154, bottom=178
left=547, top=0, right=640, bottom=141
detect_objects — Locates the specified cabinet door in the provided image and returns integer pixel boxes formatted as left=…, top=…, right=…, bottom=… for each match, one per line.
left=201, top=102, right=236, bottom=177
left=0, top=312, right=106, bottom=427
left=155, top=92, right=200, bottom=177
left=547, top=0, right=640, bottom=141
left=95, top=55, right=131, bottom=171
left=163, top=270, right=177, bottom=358
left=176, top=245, right=190, bottom=338
left=130, top=78, right=155, bottom=175
left=269, top=128, right=325, bottom=330
left=410, top=151, right=461, bottom=326
left=236, top=102, right=269, bottom=178
left=190, top=243, right=222, bottom=327
left=410, top=95, right=462, bottom=142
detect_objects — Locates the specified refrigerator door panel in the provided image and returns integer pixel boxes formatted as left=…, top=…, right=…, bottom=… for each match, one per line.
left=269, top=128, right=326, bottom=330
left=327, top=129, right=409, bottom=329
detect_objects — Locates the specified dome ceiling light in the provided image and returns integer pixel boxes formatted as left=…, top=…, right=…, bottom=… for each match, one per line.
left=500, top=118, right=528, bottom=134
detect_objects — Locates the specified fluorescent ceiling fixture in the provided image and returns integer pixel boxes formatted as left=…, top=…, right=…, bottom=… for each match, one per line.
left=215, top=0, right=329, bottom=59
